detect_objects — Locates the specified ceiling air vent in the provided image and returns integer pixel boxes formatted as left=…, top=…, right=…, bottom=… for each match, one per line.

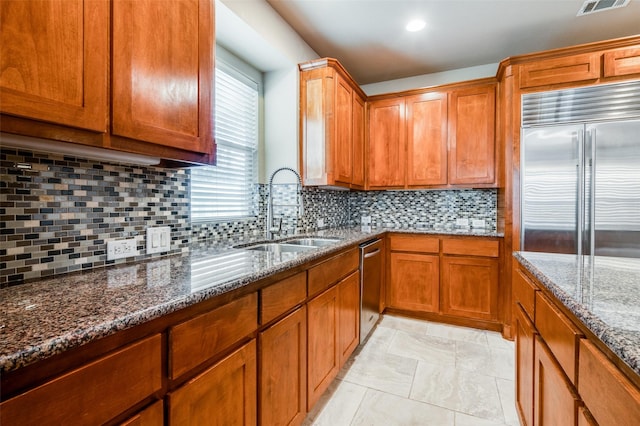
left=577, top=0, right=630, bottom=16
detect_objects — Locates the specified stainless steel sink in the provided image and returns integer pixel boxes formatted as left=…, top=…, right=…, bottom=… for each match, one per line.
left=244, top=243, right=317, bottom=253
left=284, top=237, right=341, bottom=247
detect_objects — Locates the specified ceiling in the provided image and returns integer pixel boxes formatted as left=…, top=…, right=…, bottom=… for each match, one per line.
left=266, top=0, right=640, bottom=85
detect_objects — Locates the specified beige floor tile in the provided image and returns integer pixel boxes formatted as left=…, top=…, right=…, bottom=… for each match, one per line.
left=304, top=379, right=367, bottom=426
left=425, top=322, right=489, bottom=345
left=496, top=378, right=521, bottom=426
left=486, top=331, right=515, bottom=351
left=378, top=314, right=431, bottom=334
left=410, top=361, right=505, bottom=423
left=388, top=330, right=457, bottom=365
left=455, top=340, right=515, bottom=380
left=338, top=347, right=418, bottom=398
left=455, top=412, right=508, bottom=426
left=352, top=388, right=455, bottom=426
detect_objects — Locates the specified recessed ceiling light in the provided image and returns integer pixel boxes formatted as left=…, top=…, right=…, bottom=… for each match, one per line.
left=406, top=19, right=426, bottom=32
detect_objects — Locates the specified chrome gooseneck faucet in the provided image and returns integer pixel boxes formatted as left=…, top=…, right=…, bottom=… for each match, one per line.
left=266, top=167, right=304, bottom=239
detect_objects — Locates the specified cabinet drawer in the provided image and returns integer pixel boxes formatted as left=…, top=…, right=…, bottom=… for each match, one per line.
left=578, top=406, right=597, bottom=426
left=169, top=293, right=258, bottom=379
left=441, top=238, right=499, bottom=257
left=519, top=53, right=600, bottom=88
left=513, top=265, right=538, bottom=320
left=579, top=339, right=640, bottom=426
left=119, top=400, right=163, bottom=426
left=308, top=248, right=358, bottom=297
left=534, top=292, right=583, bottom=384
left=603, top=47, right=640, bottom=77
left=0, top=334, right=162, bottom=426
left=260, top=272, right=307, bottom=324
left=389, top=234, right=439, bottom=253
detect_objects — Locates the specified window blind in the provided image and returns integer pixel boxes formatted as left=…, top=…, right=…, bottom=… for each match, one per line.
left=191, top=64, right=258, bottom=222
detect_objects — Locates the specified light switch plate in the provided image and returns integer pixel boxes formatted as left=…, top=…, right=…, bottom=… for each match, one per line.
left=472, top=219, right=486, bottom=228
left=146, top=226, right=171, bottom=254
left=456, top=218, right=469, bottom=227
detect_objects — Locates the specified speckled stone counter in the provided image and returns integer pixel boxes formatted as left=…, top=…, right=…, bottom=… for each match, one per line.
left=514, top=251, right=640, bottom=377
left=0, top=226, right=502, bottom=373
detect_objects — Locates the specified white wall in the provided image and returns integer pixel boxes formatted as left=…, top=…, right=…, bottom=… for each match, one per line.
left=219, top=0, right=319, bottom=184
left=361, top=63, right=499, bottom=96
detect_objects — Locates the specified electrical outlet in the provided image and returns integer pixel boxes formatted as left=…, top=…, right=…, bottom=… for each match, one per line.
left=472, top=219, right=486, bottom=228
left=147, top=226, right=171, bottom=254
left=456, top=218, right=469, bottom=227
left=107, top=238, right=138, bottom=261
left=361, top=215, right=372, bottom=225
left=317, top=218, right=325, bottom=229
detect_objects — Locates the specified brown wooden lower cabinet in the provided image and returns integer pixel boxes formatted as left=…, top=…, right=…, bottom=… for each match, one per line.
left=0, top=334, right=162, bottom=426
left=441, top=255, right=499, bottom=321
left=167, top=340, right=257, bottom=425
left=119, top=400, right=164, bottom=426
left=388, top=252, right=439, bottom=312
left=533, top=336, right=580, bottom=426
left=515, top=305, right=536, bottom=426
left=307, top=285, right=340, bottom=409
left=259, top=307, right=307, bottom=426
left=338, top=271, right=361, bottom=365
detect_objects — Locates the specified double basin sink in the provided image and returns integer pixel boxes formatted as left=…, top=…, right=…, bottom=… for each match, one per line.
left=239, top=237, right=341, bottom=254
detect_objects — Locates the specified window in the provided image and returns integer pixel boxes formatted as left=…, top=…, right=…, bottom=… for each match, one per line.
left=191, top=59, right=259, bottom=222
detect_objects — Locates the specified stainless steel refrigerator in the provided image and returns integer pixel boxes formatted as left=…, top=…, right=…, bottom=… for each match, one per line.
left=520, top=81, right=640, bottom=258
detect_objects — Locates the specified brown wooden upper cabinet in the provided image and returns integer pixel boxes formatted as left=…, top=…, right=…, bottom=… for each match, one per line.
left=0, top=0, right=215, bottom=165
left=603, top=46, right=640, bottom=78
left=367, top=97, right=407, bottom=189
left=0, top=0, right=109, bottom=132
left=299, top=58, right=366, bottom=189
left=519, top=53, right=600, bottom=88
left=448, top=84, right=496, bottom=185
left=367, top=81, right=497, bottom=190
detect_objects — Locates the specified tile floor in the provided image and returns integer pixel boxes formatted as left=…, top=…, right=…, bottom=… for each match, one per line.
left=303, top=314, right=521, bottom=426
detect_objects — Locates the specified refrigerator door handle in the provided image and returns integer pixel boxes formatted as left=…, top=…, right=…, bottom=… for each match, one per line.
left=577, top=129, right=584, bottom=258
left=588, top=128, right=596, bottom=257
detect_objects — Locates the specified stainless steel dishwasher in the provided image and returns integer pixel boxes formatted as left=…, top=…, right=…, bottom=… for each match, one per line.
left=359, top=238, right=382, bottom=344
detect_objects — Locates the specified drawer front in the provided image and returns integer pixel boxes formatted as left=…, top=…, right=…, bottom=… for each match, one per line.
left=578, top=406, right=598, bottom=426
left=441, top=238, right=499, bottom=257
left=513, top=264, right=538, bottom=320
left=603, top=47, right=640, bottom=77
left=534, top=292, right=583, bottom=384
left=119, top=400, right=163, bottom=426
left=308, top=248, right=358, bottom=297
left=389, top=234, right=439, bottom=253
left=260, top=272, right=307, bottom=325
left=169, top=292, right=258, bottom=379
left=0, top=334, right=162, bottom=426
left=579, top=339, right=640, bottom=426
left=519, top=53, right=600, bottom=88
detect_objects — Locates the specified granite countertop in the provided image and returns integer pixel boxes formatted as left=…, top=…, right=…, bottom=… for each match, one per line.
left=514, top=251, right=640, bottom=377
left=0, top=226, right=502, bottom=374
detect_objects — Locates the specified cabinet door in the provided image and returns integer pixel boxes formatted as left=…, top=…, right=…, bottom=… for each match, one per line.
left=112, top=0, right=213, bottom=156
left=307, top=285, right=339, bottom=410
left=351, top=92, right=366, bottom=189
left=448, top=84, right=496, bottom=185
left=406, top=92, right=448, bottom=186
left=168, top=340, right=257, bottom=426
left=515, top=305, right=537, bottom=426
left=260, top=307, right=307, bottom=426
left=119, top=400, right=163, bottom=426
left=603, top=47, right=640, bottom=78
left=335, top=74, right=353, bottom=185
left=389, top=252, right=439, bottom=312
left=519, top=53, right=600, bottom=88
left=0, top=0, right=108, bottom=131
left=533, top=337, right=579, bottom=426
left=338, top=271, right=360, bottom=366
left=441, top=256, right=499, bottom=321
left=367, top=97, right=406, bottom=188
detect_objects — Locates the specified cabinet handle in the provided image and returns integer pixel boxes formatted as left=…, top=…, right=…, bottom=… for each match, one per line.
left=364, top=249, right=380, bottom=258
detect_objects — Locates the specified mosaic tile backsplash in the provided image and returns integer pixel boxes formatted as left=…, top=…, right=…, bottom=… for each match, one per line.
left=2, top=148, right=496, bottom=285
